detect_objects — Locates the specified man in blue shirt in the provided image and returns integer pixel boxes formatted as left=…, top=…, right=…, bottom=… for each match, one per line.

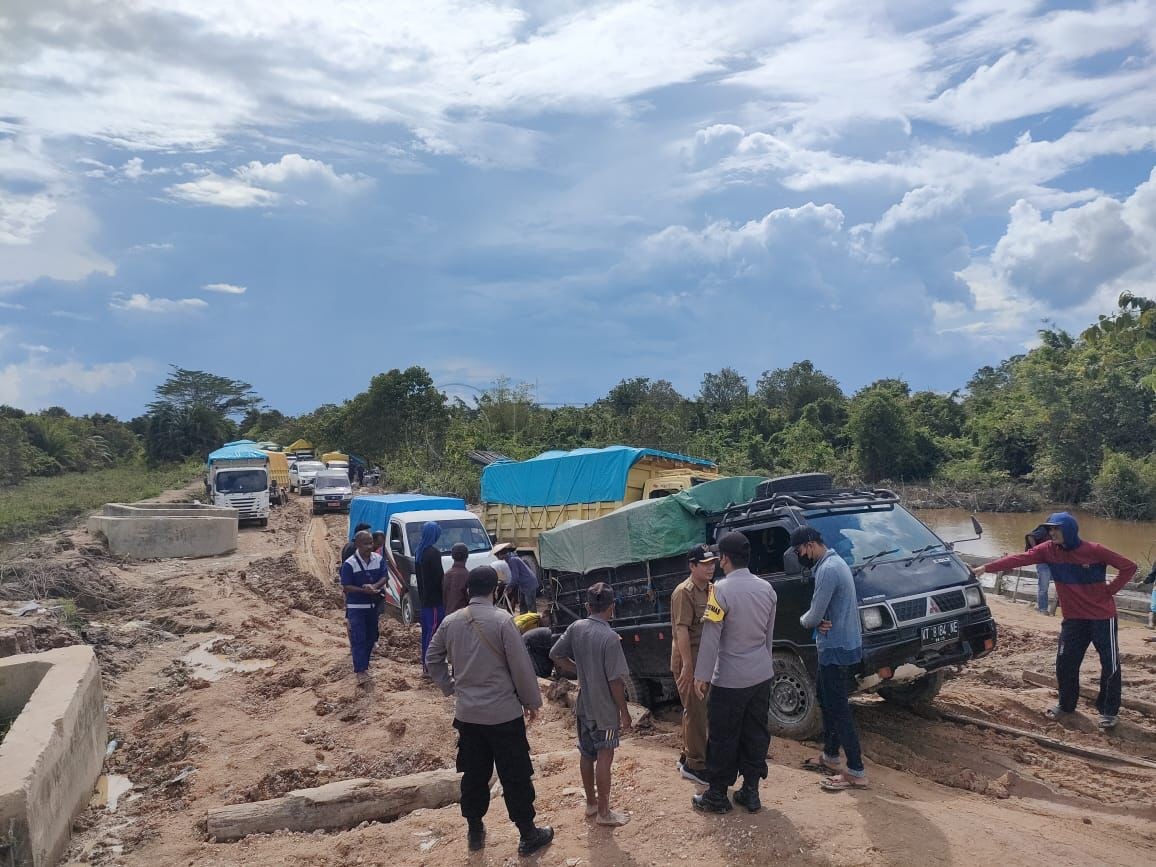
left=791, top=526, right=868, bottom=791
left=339, top=530, right=388, bottom=686
left=493, top=543, right=540, bottom=614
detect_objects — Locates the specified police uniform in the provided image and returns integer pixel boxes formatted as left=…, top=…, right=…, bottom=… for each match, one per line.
left=340, top=551, right=386, bottom=673
left=693, top=563, right=777, bottom=806
left=670, top=574, right=710, bottom=775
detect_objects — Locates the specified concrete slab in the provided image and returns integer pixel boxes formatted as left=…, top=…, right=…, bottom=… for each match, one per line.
left=0, top=645, right=106, bottom=866
left=88, top=502, right=238, bottom=558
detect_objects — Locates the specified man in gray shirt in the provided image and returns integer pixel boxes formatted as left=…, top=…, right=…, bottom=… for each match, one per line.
left=692, top=532, right=777, bottom=814
left=550, top=583, right=633, bottom=827
left=426, top=566, right=554, bottom=857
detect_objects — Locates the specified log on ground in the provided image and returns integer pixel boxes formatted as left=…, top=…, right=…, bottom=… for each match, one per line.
left=206, top=770, right=460, bottom=842
left=1020, top=670, right=1156, bottom=717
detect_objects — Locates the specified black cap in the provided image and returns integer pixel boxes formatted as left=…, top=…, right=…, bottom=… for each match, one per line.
left=715, top=531, right=750, bottom=560
left=587, top=582, right=615, bottom=612
left=789, top=526, right=823, bottom=548
left=688, top=543, right=719, bottom=563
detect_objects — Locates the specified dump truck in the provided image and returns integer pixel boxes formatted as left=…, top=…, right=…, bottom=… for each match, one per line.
left=480, top=445, right=720, bottom=576
left=540, top=473, right=997, bottom=739
left=260, top=450, right=291, bottom=505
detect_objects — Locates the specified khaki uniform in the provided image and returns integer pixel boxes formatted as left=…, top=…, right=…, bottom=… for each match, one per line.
left=670, top=576, right=710, bottom=772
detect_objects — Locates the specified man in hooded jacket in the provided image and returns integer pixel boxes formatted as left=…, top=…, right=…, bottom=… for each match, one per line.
left=972, top=512, right=1135, bottom=729
left=415, top=521, right=445, bottom=674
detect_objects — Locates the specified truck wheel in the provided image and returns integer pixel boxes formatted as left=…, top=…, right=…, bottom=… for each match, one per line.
left=624, top=672, right=654, bottom=709
left=259, top=518, right=269, bottom=527
left=400, top=594, right=416, bottom=626
left=878, top=670, right=945, bottom=707
left=767, top=652, right=822, bottom=740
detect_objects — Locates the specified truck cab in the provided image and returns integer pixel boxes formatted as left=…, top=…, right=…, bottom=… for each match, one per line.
left=206, top=441, right=272, bottom=526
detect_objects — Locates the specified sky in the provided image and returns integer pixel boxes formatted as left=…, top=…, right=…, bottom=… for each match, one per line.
left=1, top=0, right=1154, bottom=419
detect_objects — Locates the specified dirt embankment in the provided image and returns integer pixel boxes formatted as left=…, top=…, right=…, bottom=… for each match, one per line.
left=4, top=495, right=1156, bottom=866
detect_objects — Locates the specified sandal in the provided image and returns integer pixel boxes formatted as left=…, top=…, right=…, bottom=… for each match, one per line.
left=820, top=774, right=869, bottom=792
left=1098, top=715, right=1118, bottom=731
left=1043, top=705, right=1068, bottom=721
left=802, top=756, right=842, bottom=774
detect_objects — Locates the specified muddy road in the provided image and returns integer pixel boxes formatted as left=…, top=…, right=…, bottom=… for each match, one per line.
left=4, top=493, right=1154, bottom=866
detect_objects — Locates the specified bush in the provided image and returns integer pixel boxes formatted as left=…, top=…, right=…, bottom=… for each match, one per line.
left=1090, top=451, right=1155, bottom=520
left=935, top=458, right=1013, bottom=491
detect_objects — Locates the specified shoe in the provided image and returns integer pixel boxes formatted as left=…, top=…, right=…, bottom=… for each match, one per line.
left=467, top=823, right=485, bottom=851
left=517, top=826, right=554, bottom=856
left=679, top=763, right=709, bottom=786
left=692, top=790, right=733, bottom=814
left=733, top=784, right=761, bottom=813
left=1098, top=715, right=1118, bottom=731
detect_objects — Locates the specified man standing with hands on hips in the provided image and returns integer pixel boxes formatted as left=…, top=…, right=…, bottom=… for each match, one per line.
left=670, top=544, right=717, bottom=786
left=692, top=532, right=777, bottom=814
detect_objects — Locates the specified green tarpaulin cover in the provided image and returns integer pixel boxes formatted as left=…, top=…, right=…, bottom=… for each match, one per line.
left=538, top=476, right=766, bottom=574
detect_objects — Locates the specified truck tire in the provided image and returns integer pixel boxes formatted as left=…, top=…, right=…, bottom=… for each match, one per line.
left=767, top=652, right=822, bottom=740
left=625, top=672, right=654, bottom=709
left=400, top=593, right=417, bottom=626
left=259, top=518, right=268, bottom=527
left=878, top=670, right=945, bottom=707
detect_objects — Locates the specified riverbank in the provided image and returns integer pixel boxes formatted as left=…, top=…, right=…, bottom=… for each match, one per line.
left=892, top=479, right=1041, bottom=513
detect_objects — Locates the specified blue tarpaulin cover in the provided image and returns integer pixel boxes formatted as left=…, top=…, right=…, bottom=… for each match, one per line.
left=480, top=445, right=716, bottom=508
left=347, top=494, right=467, bottom=539
left=207, top=442, right=269, bottom=464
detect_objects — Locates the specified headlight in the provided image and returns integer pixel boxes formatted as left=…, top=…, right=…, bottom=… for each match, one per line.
left=964, top=586, right=984, bottom=607
left=861, top=606, right=885, bottom=630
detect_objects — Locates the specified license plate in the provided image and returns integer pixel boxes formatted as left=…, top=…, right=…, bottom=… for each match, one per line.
left=921, top=620, right=959, bottom=645
left=328, top=501, right=342, bottom=508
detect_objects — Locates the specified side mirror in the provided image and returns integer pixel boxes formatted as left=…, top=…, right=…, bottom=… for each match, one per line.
left=971, top=515, right=983, bottom=537
left=390, top=540, right=404, bottom=555
left=948, top=515, right=983, bottom=549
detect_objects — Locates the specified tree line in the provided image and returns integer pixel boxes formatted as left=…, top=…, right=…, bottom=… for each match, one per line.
left=4, top=294, right=1155, bottom=519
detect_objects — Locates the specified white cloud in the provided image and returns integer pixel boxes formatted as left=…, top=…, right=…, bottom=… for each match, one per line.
left=50, top=310, right=94, bottom=321
left=166, top=153, right=372, bottom=207
left=109, top=293, right=209, bottom=314
left=0, top=301, right=27, bottom=310
left=127, top=242, right=174, bottom=253
left=202, top=282, right=246, bottom=294
left=0, top=357, right=140, bottom=409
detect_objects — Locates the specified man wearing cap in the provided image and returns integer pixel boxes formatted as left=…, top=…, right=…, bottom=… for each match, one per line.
left=426, top=565, right=554, bottom=857
left=670, top=544, right=717, bottom=786
left=692, top=531, right=777, bottom=814
left=972, top=512, right=1135, bottom=730
left=550, top=583, right=633, bottom=827
left=494, top=542, right=540, bottom=614
left=442, top=542, right=472, bottom=615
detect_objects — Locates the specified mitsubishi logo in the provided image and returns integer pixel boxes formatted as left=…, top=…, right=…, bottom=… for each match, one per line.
left=928, top=598, right=941, bottom=615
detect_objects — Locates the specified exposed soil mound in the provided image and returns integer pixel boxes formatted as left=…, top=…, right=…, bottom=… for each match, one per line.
left=241, top=553, right=341, bottom=616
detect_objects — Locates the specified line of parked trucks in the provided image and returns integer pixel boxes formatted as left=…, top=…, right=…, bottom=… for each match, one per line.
left=343, top=445, right=997, bottom=740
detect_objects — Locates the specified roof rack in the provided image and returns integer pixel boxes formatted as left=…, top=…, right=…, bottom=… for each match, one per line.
left=721, top=487, right=900, bottom=521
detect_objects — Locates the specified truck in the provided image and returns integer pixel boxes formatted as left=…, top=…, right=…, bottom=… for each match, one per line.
left=260, top=449, right=291, bottom=506
left=205, top=441, right=272, bottom=526
left=480, top=445, right=720, bottom=577
left=539, top=473, right=998, bottom=739
left=348, top=494, right=497, bottom=625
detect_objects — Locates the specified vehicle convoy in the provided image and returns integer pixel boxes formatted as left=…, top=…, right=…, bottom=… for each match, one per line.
left=205, top=441, right=272, bottom=526
left=348, top=494, right=495, bottom=625
left=312, top=470, right=353, bottom=514
left=289, top=460, right=324, bottom=493
left=539, top=473, right=998, bottom=739
left=480, top=445, right=720, bottom=576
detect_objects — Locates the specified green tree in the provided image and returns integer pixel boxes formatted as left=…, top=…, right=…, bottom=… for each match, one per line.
left=0, top=418, right=29, bottom=487
left=698, top=367, right=749, bottom=413
left=847, top=387, right=917, bottom=481
left=755, top=361, right=844, bottom=421
left=150, top=366, right=262, bottom=420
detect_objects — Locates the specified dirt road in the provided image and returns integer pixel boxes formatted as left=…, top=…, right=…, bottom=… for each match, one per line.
left=5, top=494, right=1155, bottom=866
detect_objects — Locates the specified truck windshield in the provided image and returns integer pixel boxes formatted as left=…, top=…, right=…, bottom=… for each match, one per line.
left=406, top=519, right=492, bottom=554
left=314, top=474, right=349, bottom=491
left=806, top=507, right=945, bottom=568
left=296, top=462, right=323, bottom=473
left=216, top=470, right=268, bottom=494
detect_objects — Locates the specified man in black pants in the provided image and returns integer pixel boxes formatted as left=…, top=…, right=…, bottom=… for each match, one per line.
left=426, top=566, right=554, bottom=856
left=692, top=532, right=778, bottom=813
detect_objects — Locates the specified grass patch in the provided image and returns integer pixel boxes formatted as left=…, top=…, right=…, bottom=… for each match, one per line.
left=0, top=461, right=201, bottom=543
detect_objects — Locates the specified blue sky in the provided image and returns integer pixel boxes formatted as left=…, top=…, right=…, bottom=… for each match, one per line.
left=1, top=0, right=1154, bottom=418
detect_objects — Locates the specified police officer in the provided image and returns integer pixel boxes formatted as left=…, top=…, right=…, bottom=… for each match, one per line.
left=692, top=532, right=777, bottom=813
left=339, top=530, right=388, bottom=686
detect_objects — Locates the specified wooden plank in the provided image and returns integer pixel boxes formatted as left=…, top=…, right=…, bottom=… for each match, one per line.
left=1021, top=670, right=1156, bottom=717
left=936, top=709, right=1156, bottom=770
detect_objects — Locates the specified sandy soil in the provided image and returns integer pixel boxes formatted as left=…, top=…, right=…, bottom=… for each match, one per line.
left=5, top=493, right=1155, bottom=866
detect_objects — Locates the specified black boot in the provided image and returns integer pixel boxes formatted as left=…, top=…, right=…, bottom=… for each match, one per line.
left=733, top=780, right=761, bottom=813
left=467, top=819, right=485, bottom=851
left=517, top=825, right=554, bottom=856
left=692, top=786, right=733, bottom=814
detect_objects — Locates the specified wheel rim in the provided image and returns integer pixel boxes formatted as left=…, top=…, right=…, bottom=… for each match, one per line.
left=769, top=670, right=811, bottom=725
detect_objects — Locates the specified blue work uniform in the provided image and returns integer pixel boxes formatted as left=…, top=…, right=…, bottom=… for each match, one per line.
left=340, top=551, right=385, bottom=673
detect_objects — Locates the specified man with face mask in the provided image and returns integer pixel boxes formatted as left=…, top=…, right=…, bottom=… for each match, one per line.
left=791, top=525, right=867, bottom=791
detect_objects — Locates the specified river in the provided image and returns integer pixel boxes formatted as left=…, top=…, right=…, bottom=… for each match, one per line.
left=915, top=507, right=1156, bottom=569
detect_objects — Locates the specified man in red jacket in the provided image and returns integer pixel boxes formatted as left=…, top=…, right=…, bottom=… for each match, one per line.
left=971, top=512, right=1135, bottom=730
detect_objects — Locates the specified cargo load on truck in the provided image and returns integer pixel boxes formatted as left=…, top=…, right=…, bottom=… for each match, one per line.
left=206, top=441, right=272, bottom=525
left=481, top=445, right=720, bottom=574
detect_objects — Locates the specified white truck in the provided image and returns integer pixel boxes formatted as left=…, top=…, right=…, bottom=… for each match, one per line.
left=206, top=443, right=272, bottom=526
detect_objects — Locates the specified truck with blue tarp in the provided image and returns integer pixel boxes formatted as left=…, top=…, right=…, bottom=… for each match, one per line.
left=480, top=445, right=720, bottom=576
left=206, top=441, right=271, bottom=525
left=348, top=494, right=495, bottom=624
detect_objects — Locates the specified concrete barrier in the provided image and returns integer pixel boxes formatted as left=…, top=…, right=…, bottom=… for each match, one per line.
left=88, top=502, right=238, bottom=558
left=0, top=646, right=107, bottom=867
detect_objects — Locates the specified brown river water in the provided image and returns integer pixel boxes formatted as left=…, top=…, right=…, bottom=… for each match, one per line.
left=915, top=507, right=1156, bottom=569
